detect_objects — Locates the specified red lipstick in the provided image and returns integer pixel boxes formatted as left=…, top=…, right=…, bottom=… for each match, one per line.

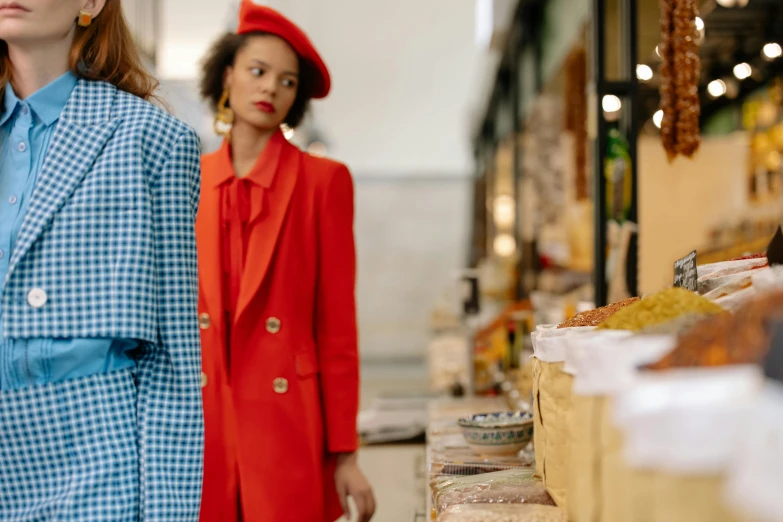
left=255, top=101, right=274, bottom=113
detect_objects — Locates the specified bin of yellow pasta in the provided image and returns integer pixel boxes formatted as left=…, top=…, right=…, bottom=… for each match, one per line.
left=597, top=288, right=723, bottom=332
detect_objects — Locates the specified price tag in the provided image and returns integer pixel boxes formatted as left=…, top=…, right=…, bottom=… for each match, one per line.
left=766, top=225, right=783, bottom=266
left=673, top=250, right=697, bottom=291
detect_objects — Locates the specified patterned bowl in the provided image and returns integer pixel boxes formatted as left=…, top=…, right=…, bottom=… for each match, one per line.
left=458, top=411, right=535, bottom=456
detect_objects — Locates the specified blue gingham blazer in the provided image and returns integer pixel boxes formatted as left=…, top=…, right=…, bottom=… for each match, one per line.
left=0, top=80, right=203, bottom=520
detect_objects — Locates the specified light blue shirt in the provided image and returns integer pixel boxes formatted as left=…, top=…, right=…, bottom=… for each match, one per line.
left=0, top=72, right=136, bottom=390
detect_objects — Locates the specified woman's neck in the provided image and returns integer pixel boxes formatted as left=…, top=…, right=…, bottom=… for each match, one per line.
left=8, top=39, right=72, bottom=99
left=230, top=120, right=278, bottom=179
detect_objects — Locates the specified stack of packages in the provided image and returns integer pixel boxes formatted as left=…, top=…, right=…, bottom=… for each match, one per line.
left=427, top=398, right=566, bottom=521
left=697, top=254, right=769, bottom=310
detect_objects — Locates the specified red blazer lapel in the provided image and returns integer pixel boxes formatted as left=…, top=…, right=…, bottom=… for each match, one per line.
left=234, top=140, right=300, bottom=324
left=196, top=149, right=226, bottom=330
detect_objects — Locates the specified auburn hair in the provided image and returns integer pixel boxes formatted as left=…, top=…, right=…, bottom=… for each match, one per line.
left=0, top=1, right=158, bottom=101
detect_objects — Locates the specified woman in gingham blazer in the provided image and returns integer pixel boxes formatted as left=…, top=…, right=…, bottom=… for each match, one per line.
left=0, top=1, right=203, bottom=521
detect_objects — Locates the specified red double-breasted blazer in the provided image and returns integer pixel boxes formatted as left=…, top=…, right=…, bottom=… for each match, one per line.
left=197, top=132, right=360, bottom=522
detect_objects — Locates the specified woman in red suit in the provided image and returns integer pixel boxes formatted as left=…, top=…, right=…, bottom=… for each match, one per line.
left=196, top=3, right=375, bottom=521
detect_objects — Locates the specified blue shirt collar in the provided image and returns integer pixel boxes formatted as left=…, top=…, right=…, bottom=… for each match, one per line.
left=0, top=71, right=78, bottom=127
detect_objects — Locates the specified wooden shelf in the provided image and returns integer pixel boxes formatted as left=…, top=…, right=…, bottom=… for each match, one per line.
left=697, top=236, right=771, bottom=265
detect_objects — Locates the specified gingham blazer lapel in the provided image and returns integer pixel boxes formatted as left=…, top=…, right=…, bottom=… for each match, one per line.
left=8, top=80, right=120, bottom=276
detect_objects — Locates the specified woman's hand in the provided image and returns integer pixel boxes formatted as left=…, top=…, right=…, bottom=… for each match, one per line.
left=335, top=452, right=376, bottom=522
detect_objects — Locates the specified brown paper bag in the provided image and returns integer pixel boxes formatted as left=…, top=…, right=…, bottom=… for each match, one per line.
left=567, top=395, right=602, bottom=522
left=653, top=473, right=745, bottom=522
left=532, top=358, right=573, bottom=509
left=600, top=397, right=633, bottom=522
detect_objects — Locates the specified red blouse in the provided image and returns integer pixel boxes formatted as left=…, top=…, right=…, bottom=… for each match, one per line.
left=216, top=130, right=286, bottom=349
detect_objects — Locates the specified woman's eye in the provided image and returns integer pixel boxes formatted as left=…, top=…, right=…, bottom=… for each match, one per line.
left=282, top=79, right=297, bottom=88
left=250, top=67, right=264, bottom=76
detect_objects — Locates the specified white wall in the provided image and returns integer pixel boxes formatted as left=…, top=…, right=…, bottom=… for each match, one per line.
left=156, top=0, right=490, bottom=361
left=158, top=0, right=486, bottom=176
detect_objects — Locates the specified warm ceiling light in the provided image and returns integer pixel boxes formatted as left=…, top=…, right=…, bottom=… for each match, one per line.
left=602, top=95, right=622, bottom=113
left=636, top=64, right=653, bottom=82
left=733, top=62, right=752, bottom=80
left=494, top=234, right=517, bottom=258
left=763, top=43, right=783, bottom=60
left=493, top=195, right=515, bottom=228
left=716, top=0, right=748, bottom=7
left=653, top=110, right=664, bottom=129
left=707, top=79, right=727, bottom=98
left=695, top=17, right=704, bottom=31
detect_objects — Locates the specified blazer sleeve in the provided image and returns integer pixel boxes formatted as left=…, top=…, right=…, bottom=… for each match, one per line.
left=137, top=128, right=204, bottom=520
left=315, top=164, right=360, bottom=454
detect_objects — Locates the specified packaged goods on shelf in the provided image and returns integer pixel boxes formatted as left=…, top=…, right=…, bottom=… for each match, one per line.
left=598, top=287, right=723, bottom=331
left=430, top=469, right=555, bottom=515
left=427, top=446, right=535, bottom=479
left=437, top=504, right=567, bottom=522
left=697, top=257, right=768, bottom=280
left=697, top=257, right=771, bottom=309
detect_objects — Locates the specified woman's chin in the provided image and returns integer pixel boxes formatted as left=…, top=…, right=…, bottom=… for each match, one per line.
left=236, top=113, right=285, bottom=134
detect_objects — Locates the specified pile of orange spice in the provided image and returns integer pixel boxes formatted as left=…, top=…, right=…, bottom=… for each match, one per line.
left=557, top=297, right=640, bottom=328
left=647, top=290, right=783, bottom=370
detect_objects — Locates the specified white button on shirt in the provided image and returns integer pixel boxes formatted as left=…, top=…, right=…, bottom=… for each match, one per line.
left=17, top=142, right=26, bottom=152
left=27, top=288, right=47, bottom=308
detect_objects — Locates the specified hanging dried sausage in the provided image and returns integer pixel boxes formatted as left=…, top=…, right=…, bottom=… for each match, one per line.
left=659, top=0, right=677, bottom=160
left=658, top=0, right=701, bottom=160
left=673, top=0, right=701, bottom=157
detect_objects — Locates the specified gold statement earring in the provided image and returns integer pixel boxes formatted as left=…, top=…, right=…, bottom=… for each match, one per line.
left=214, top=88, right=234, bottom=140
left=77, top=10, right=92, bottom=27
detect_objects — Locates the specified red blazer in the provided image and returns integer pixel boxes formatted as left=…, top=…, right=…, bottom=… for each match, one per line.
left=197, top=135, right=360, bottom=522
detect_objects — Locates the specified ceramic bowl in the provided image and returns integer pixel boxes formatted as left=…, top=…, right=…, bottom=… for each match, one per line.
left=458, top=411, right=535, bottom=456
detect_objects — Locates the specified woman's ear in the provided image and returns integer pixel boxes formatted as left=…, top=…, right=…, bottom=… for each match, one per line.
left=82, top=0, right=108, bottom=18
left=223, top=66, right=234, bottom=91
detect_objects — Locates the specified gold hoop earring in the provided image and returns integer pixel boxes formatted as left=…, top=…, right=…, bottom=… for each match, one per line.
left=214, top=88, right=234, bottom=140
left=77, top=10, right=92, bottom=27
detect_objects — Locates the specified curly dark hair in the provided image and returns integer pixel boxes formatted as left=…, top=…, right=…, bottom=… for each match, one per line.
left=200, top=32, right=315, bottom=129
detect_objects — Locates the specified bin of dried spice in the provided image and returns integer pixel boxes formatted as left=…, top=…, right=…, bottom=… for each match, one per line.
left=597, top=287, right=723, bottom=332
left=557, top=297, right=640, bottom=328
left=646, top=290, right=783, bottom=371
left=636, top=313, right=711, bottom=336
left=437, top=504, right=567, bottom=522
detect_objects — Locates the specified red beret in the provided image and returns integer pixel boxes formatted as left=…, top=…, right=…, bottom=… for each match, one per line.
left=237, top=1, right=331, bottom=99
